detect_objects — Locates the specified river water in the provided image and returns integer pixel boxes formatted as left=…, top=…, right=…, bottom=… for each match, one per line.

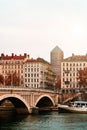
left=0, top=112, right=87, bottom=130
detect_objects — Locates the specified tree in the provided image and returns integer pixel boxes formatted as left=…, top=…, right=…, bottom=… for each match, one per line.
left=77, top=68, right=87, bottom=89
left=55, top=76, right=61, bottom=90
left=0, top=74, right=4, bottom=85
left=5, top=72, right=20, bottom=86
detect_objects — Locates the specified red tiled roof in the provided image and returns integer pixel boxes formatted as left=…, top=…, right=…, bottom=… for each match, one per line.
left=1, top=53, right=28, bottom=60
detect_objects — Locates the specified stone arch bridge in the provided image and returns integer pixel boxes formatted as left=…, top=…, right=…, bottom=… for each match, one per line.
left=0, top=87, right=58, bottom=114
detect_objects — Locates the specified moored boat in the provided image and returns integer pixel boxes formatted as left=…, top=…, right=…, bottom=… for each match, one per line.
left=58, top=100, right=87, bottom=114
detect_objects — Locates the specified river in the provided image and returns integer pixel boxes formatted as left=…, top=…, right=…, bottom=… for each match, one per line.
left=0, top=111, right=87, bottom=130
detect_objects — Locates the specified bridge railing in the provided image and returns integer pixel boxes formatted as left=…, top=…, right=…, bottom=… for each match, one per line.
left=0, top=86, right=57, bottom=93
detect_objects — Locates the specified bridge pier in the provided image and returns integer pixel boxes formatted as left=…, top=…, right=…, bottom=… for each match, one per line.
left=15, top=108, right=29, bottom=115
left=15, top=107, right=39, bottom=115
left=30, top=107, right=39, bottom=114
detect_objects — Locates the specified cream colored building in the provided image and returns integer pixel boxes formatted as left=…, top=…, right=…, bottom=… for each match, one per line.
left=61, top=54, right=87, bottom=90
left=24, top=58, right=56, bottom=89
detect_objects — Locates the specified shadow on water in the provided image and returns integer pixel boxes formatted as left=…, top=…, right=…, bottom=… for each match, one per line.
left=1, top=110, right=87, bottom=130
left=0, top=109, right=28, bottom=124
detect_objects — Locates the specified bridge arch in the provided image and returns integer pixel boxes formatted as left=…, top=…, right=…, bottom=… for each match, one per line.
left=0, top=94, right=31, bottom=114
left=35, top=94, right=55, bottom=108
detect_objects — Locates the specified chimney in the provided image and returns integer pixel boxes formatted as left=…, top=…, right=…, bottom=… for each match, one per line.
left=12, top=53, right=14, bottom=58
left=1, top=53, right=4, bottom=58
left=24, top=53, right=27, bottom=57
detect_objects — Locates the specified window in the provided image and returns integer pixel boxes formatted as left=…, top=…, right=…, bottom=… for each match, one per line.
left=31, top=79, right=33, bottom=82
left=34, top=68, right=36, bottom=72
left=25, top=74, right=27, bottom=77
left=73, top=73, right=75, bottom=76
left=73, top=68, right=75, bottom=71
left=31, top=74, right=33, bottom=77
left=31, top=68, right=33, bottom=72
left=37, top=68, right=39, bottom=72
left=34, top=74, right=36, bottom=77
left=34, top=79, right=36, bottom=82
left=66, top=63, right=68, bottom=66
left=28, top=79, right=30, bottom=82
left=28, top=68, right=30, bottom=72
left=28, top=74, right=30, bottom=77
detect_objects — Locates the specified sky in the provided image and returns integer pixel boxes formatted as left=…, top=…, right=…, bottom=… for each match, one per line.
left=0, top=0, right=87, bottom=62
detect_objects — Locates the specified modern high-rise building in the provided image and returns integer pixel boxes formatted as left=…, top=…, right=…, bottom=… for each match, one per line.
left=50, top=46, right=64, bottom=77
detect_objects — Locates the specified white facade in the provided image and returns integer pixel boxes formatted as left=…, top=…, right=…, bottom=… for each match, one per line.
left=24, top=58, right=55, bottom=89
left=61, top=54, right=87, bottom=89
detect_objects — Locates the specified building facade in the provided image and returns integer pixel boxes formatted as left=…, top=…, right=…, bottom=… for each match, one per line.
left=61, top=54, right=87, bottom=90
left=50, top=46, right=64, bottom=77
left=0, top=53, right=29, bottom=87
left=24, top=58, right=56, bottom=89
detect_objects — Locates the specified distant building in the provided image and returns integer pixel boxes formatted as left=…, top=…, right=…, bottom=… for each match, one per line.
left=24, top=57, right=56, bottom=89
left=0, top=53, right=29, bottom=86
left=50, top=46, right=64, bottom=77
left=61, top=53, right=87, bottom=90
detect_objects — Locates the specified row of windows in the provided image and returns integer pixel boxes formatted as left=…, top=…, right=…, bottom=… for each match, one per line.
left=25, top=78, right=39, bottom=82
left=63, top=67, right=82, bottom=71
left=25, top=84, right=39, bottom=88
left=63, top=73, right=78, bottom=76
left=63, top=78, right=77, bottom=82
left=63, top=63, right=86, bottom=66
left=25, top=73, right=39, bottom=77
left=62, top=84, right=77, bottom=88
left=25, top=68, right=39, bottom=72
left=3, top=65, right=23, bottom=69
left=2, top=61, right=24, bottom=64
left=25, top=63, right=39, bottom=67
left=3, top=70, right=23, bottom=74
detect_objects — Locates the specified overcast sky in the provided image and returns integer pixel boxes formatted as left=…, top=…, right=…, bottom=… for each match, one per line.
left=0, top=0, right=87, bottom=61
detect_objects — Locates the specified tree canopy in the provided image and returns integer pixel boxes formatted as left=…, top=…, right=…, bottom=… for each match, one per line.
left=77, top=68, right=87, bottom=88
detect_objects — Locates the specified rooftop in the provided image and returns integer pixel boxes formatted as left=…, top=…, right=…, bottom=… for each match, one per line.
left=51, top=46, right=63, bottom=53
left=63, top=54, right=87, bottom=62
left=1, top=53, right=29, bottom=60
left=26, top=57, right=51, bottom=65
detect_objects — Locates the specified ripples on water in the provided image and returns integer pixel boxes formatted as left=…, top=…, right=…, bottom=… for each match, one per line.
left=0, top=112, right=87, bottom=130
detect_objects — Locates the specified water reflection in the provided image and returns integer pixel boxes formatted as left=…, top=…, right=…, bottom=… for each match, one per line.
left=0, top=112, right=87, bottom=130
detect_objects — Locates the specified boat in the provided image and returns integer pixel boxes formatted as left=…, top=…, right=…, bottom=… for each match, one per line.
left=58, top=100, right=87, bottom=114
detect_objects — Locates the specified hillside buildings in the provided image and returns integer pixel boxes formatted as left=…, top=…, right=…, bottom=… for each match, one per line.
left=50, top=46, right=64, bottom=77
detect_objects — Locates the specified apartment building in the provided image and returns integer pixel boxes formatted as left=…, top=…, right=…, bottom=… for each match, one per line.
left=24, top=58, right=56, bottom=89
left=0, top=53, right=29, bottom=86
left=61, top=54, right=87, bottom=91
